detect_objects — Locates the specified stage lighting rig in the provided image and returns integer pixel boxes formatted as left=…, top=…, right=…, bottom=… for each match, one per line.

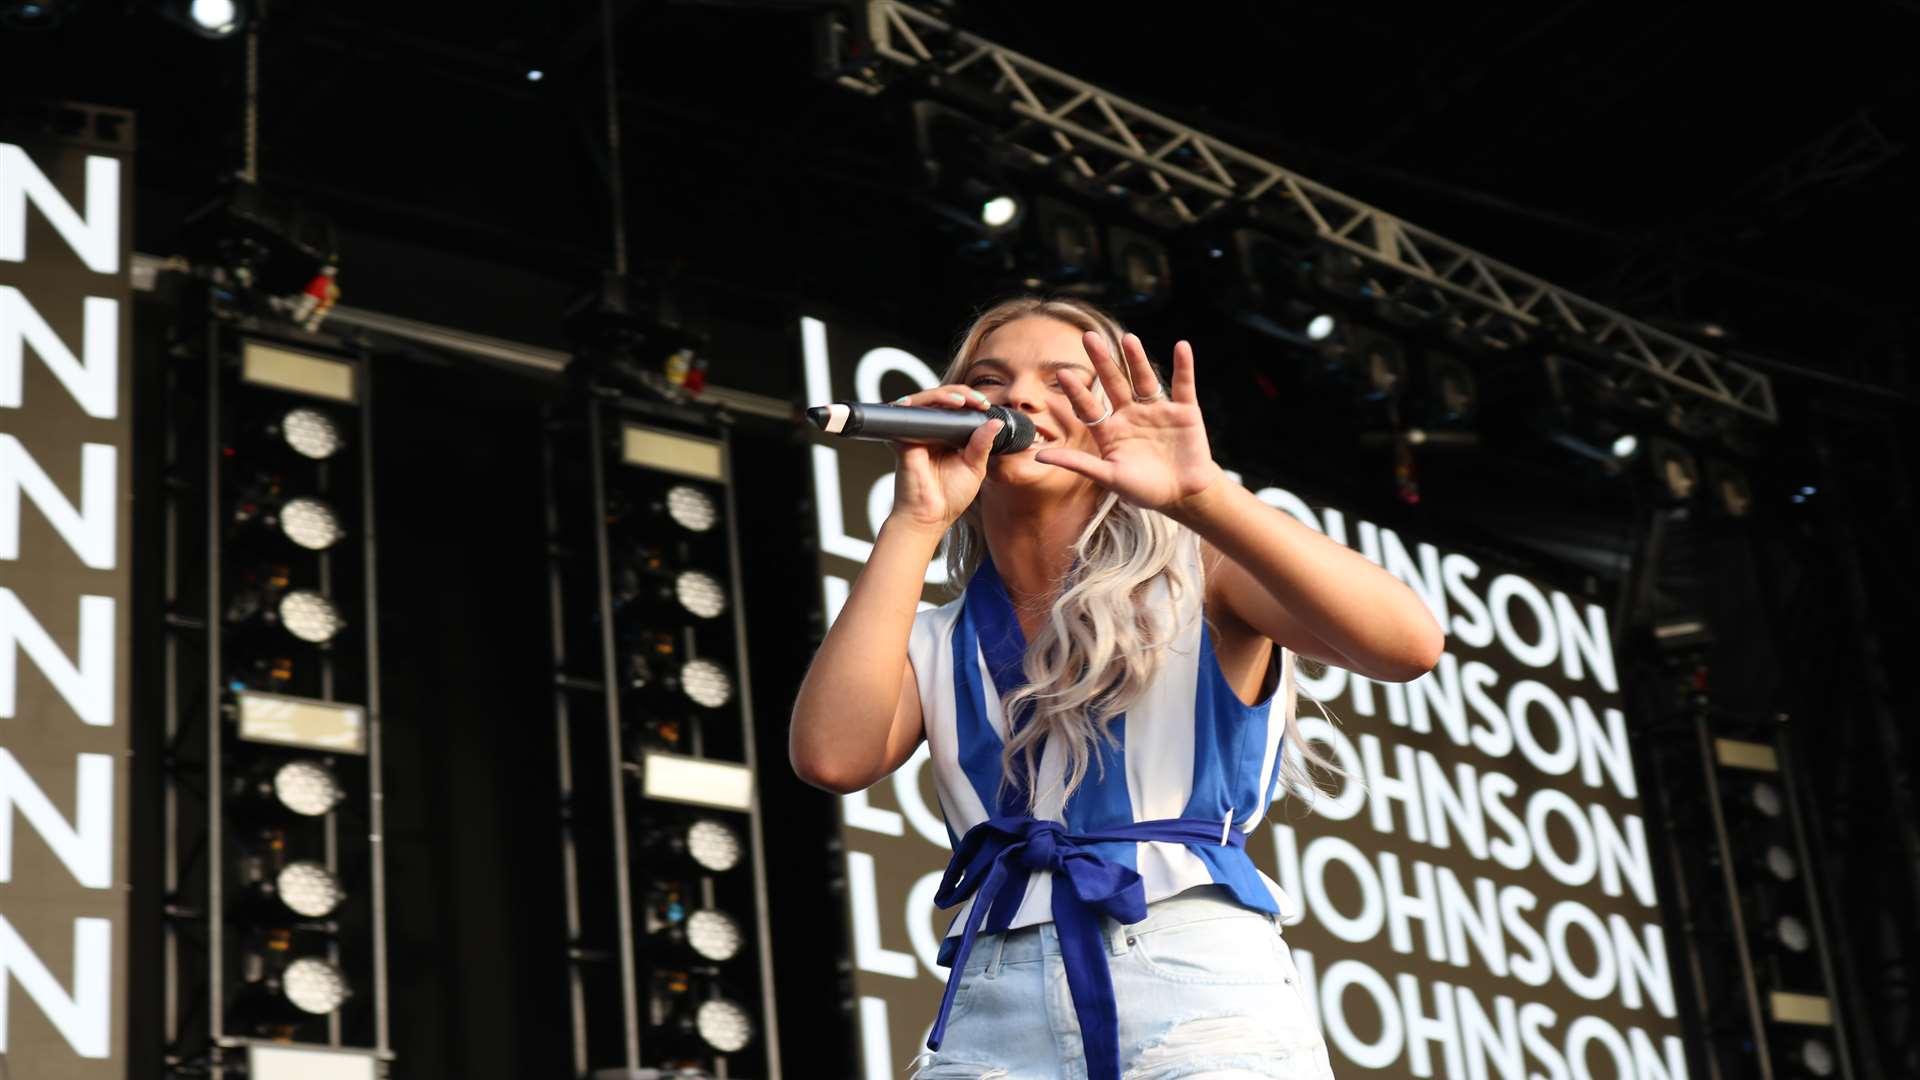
left=546, top=403, right=777, bottom=1075
left=161, top=318, right=387, bottom=1074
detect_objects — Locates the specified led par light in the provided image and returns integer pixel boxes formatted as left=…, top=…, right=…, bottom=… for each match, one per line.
left=271, top=860, right=347, bottom=919
left=691, top=997, right=754, bottom=1053
left=232, top=483, right=346, bottom=553
left=611, top=549, right=728, bottom=621
left=664, top=483, right=719, bottom=533
left=281, top=956, right=352, bottom=1014
left=650, top=971, right=756, bottom=1055
left=276, top=406, right=347, bottom=460
left=227, top=569, right=346, bottom=645
left=674, top=570, right=727, bottom=620
left=647, top=889, right=746, bottom=964
left=236, top=759, right=347, bottom=819
left=678, top=658, right=733, bottom=709
left=642, top=817, right=745, bottom=875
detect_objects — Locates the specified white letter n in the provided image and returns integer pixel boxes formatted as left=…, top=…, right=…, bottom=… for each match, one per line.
left=0, top=145, right=120, bottom=274
left=0, top=589, right=116, bottom=727
left=0, top=748, right=114, bottom=889
left=0, top=913, right=111, bottom=1057
left=0, top=287, right=119, bottom=420
left=0, top=435, right=117, bottom=569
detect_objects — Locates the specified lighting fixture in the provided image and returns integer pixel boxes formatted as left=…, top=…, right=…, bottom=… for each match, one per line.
left=263, top=759, right=346, bottom=818
left=674, top=570, right=728, bottom=620
left=276, top=406, right=346, bottom=460
left=274, top=860, right=346, bottom=919
left=680, top=658, right=733, bottom=709
left=276, top=496, right=344, bottom=550
left=665, top=484, right=719, bottom=532
left=236, top=689, right=368, bottom=754
left=684, top=909, right=745, bottom=963
left=694, top=998, right=754, bottom=1053
left=1775, top=914, right=1811, bottom=953
left=1106, top=226, right=1170, bottom=306
left=640, top=750, right=753, bottom=812
left=980, top=194, right=1021, bottom=230
left=278, top=588, right=345, bottom=643
left=281, top=956, right=351, bottom=1014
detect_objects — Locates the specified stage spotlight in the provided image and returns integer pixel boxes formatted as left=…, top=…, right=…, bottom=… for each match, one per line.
left=685, top=909, right=745, bottom=962
left=980, top=194, right=1021, bottom=230
left=275, top=406, right=346, bottom=461
left=1033, top=197, right=1099, bottom=280
left=645, top=818, right=745, bottom=875
left=1648, top=437, right=1700, bottom=501
left=271, top=860, right=347, bottom=919
left=1774, top=914, right=1811, bottom=954
left=680, top=658, right=733, bottom=709
left=158, top=0, right=248, bottom=38
left=1707, top=459, right=1754, bottom=519
left=1424, top=351, right=1478, bottom=424
left=1306, top=314, right=1336, bottom=341
left=527, top=69, right=544, bottom=82
left=687, top=818, right=744, bottom=873
left=278, top=497, right=344, bottom=549
left=674, top=570, right=727, bottom=619
left=1749, top=781, right=1783, bottom=818
left=665, top=483, right=719, bottom=533
left=651, top=901, right=746, bottom=963
left=282, top=956, right=351, bottom=1014
left=1795, top=1037, right=1836, bottom=1077
left=1106, top=226, right=1170, bottom=307
left=1764, top=844, right=1798, bottom=883
left=278, top=588, right=344, bottom=643
left=694, top=997, right=754, bottom=1053
left=252, top=759, right=346, bottom=818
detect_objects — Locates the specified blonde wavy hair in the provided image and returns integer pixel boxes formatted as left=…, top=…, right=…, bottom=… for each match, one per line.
left=937, top=294, right=1344, bottom=818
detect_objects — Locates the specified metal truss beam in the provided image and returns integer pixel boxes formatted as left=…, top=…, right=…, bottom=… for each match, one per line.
left=834, top=0, right=1778, bottom=424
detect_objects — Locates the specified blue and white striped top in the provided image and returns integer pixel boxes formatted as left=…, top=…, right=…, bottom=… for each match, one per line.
left=909, top=543, right=1300, bottom=966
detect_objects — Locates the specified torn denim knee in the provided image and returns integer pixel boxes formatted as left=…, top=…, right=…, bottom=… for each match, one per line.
left=1121, top=1014, right=1319, bottom=1080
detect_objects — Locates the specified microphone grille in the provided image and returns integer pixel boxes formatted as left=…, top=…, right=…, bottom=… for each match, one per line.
left=991, top=406, right=1035, bottom=452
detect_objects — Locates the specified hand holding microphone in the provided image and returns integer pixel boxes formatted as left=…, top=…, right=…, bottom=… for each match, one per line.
left=804, top=396, right=1036, bottom=454
left=807, top=385, right=1035, bottom=533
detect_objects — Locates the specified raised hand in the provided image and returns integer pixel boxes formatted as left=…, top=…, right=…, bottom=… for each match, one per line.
left=1033, top=331, right=1224, bottom=515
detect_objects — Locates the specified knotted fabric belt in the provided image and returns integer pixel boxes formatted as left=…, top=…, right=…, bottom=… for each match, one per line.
left=925, top=815, right=1250, bottom=1080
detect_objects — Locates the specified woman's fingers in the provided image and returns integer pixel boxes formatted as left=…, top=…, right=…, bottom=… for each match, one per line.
left=1058, top=369, right=1107, bottom=427
left=965, top=418, right=1004, bottom=468
left=894, top=384, right=992, bottom=409
left=1080, top=331, right=1136, bottom=408
left=1171, top=340, right=1197, bottom=404
left=1120, top=333, right=1163, bottom=400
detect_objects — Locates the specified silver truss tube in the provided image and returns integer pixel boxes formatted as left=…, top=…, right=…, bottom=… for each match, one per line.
left=851, top=0, right=1776, bottom=423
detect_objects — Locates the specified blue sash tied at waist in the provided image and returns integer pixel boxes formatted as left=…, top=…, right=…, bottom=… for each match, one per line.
left=926, top=814, right=1250, bottom=1080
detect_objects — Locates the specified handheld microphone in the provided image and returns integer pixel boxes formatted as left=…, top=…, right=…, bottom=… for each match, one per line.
left=805, top=402, right=1036, bottom=455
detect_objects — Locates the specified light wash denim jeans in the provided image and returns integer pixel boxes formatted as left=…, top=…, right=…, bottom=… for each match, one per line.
left=908, top=884, right=1337, bottom=1080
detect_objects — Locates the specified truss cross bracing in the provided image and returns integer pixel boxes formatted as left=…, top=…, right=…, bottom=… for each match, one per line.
left=836, top=0, right=1777, bottom=424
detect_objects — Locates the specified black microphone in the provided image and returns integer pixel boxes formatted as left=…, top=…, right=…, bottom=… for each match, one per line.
left=805, top=402, right=1036, bottom=455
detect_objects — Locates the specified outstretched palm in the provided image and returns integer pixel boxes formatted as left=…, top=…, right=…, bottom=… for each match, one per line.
left=1033, top=331, right=1224, bottom=515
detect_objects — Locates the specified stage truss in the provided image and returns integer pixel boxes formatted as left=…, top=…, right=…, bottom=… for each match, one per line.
left=829, top=0, right=1778, bottom=425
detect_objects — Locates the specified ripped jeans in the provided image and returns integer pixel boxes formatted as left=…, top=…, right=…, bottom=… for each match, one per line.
left=909, top=885, right=1336, bottom=1080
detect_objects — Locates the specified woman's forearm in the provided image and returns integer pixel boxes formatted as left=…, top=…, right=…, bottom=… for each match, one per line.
left=1171, top=479, right=1444, bottom=680
left=789, top=515, right=945, bottom=792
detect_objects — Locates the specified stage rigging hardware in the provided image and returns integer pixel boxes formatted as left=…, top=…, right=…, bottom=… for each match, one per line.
left=159, top=303, right=392, bottom=1080
left=818, top=0, right=1778, bottom=428
left=542, top=379, right=782, bottom=1080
